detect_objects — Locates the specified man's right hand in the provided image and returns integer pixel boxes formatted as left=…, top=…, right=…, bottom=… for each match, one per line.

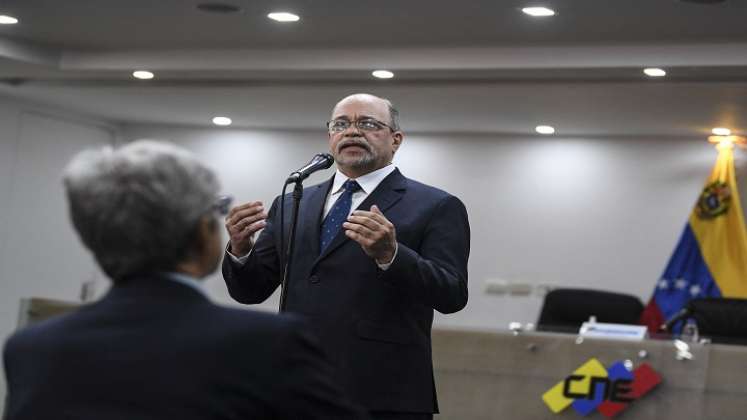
left=225, top=201, right=268, bottom=256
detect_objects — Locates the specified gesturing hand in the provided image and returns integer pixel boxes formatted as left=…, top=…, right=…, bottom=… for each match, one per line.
left=343, top=205, right=397, bottom=264
left=225, top=201, right=267, bottom=256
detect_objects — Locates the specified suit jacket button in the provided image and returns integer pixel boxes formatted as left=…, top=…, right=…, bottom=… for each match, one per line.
left=309, top=275, right=320, bottom=284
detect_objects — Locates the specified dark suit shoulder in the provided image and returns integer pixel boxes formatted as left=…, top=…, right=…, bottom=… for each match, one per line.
left=400, top=176, right=467, bottom=215
left=5, top=301, right=302, bottom=357
left=403, top=177, right=453, bottom=199
left=206, top=305, right=304, bottom=335
left=3, top=306, right=90, bottom=353
left=193, top=305, right=307, bottom=347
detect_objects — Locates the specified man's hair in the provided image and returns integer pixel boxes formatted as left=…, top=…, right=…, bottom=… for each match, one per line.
left=383, top=98, right=401, bottom=131
left=62, top=140, right=219, bottom=282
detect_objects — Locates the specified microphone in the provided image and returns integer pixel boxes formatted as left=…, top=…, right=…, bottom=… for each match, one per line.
left=661, top=306, right=693, bottom=332
left=286, top=153, right=334, bottom=184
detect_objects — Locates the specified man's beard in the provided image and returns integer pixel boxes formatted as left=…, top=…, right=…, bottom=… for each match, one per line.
left=335, top=138, right=377, bottom=169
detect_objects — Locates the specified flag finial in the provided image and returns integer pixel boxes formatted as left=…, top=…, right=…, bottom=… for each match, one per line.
left=708, top=135, right=745, bottom=149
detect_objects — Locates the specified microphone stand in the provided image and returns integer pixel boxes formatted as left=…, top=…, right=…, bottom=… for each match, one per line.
left=660, top=305, right=693, bottom=333
left=279, top=179, right=304, bottom=312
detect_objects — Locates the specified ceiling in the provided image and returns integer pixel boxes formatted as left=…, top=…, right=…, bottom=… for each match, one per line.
left=0, top=0, right=746, bottom=136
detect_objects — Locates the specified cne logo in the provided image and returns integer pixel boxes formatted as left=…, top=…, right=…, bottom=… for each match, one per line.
left=696, top=181, right=731, bottom=219
left=542, top=358, right=661, bottom=418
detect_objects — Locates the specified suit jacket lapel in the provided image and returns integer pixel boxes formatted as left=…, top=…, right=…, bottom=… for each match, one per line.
left=297, top=176, right=334, bottom=259
left=355, top=168, right=406, bottom=214
left=314, top=169, right=407, bottom=264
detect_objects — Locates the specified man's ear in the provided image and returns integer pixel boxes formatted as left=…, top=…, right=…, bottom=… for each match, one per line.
left=392, top=131, right=404, bottom=153
left=201, top=215, right=219, bottom=237
left=193, top=216, right=217, bottom=254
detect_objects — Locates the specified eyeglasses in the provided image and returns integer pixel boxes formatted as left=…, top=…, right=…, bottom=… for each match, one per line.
left=212, top=195, right=233, bottom=216
left=326, top=117, right=395, bottom=133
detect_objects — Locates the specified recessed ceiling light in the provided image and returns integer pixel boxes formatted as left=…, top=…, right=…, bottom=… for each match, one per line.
left=643, top=68, right=666, bottom=77
left=197, top=3, right=242, bottom=14
left=712, top=127, right=732, bottom=136
left=0, top=15, right=19, bottom=24
left=372, top=70, right=394, bottom=79
left=522, top=7, right=555, bottom=17
left=212, top=116, right=232, bottom=126
left=132, top=70, right=154, bottom=80
left=536, top=125, right=555, bottom=135
left=267, top=12, right=300, bottom=22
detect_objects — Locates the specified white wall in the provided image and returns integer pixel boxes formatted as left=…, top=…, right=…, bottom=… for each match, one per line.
left=0, top=95, right=115, bottom=413
left=121, top=124, right=747, bottom=330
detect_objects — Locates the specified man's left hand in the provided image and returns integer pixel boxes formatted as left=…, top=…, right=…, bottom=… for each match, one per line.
left=343, top=205, right=397, bottom=264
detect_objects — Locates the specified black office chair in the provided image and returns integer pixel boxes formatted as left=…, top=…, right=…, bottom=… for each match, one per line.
left=537, top=288, right=644, bottom=333
left=669, top=298, right=747, bottom=345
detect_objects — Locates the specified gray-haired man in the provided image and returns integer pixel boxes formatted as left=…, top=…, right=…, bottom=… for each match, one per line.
left=2, top=141, right=367, bottom=420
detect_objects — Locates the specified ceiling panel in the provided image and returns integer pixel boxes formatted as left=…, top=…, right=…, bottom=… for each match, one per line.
left=1, top=0, right=746, bottom=136
left=1, top=0, right=746, bottom=49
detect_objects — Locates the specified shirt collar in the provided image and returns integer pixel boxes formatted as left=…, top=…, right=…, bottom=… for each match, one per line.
left=331, top=164, right=397, bottom=195
left=162, top=271, right=208, bottom=298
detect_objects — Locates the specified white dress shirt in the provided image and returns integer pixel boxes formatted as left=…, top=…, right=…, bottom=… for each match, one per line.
left=323, top=164, right=397, bottom=219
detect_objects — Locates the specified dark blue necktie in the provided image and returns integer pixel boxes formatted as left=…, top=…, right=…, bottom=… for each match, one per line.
left=320, top=180, right=361, bottom=251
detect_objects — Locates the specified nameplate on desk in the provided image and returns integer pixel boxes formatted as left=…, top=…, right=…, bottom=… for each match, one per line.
left=579, top=322, right=647, bottom=341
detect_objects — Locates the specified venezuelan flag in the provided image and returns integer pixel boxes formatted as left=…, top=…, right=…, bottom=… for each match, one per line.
left=640, top=140, right=747, bottom=332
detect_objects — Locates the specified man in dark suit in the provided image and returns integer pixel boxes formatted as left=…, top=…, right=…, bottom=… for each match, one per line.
left=3, top=141, right=366, bottom=420
left=223, top=93, right=470, bottom=419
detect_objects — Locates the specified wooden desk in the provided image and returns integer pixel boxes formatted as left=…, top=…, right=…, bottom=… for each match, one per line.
left=432, top=328, right=747, bottom=420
